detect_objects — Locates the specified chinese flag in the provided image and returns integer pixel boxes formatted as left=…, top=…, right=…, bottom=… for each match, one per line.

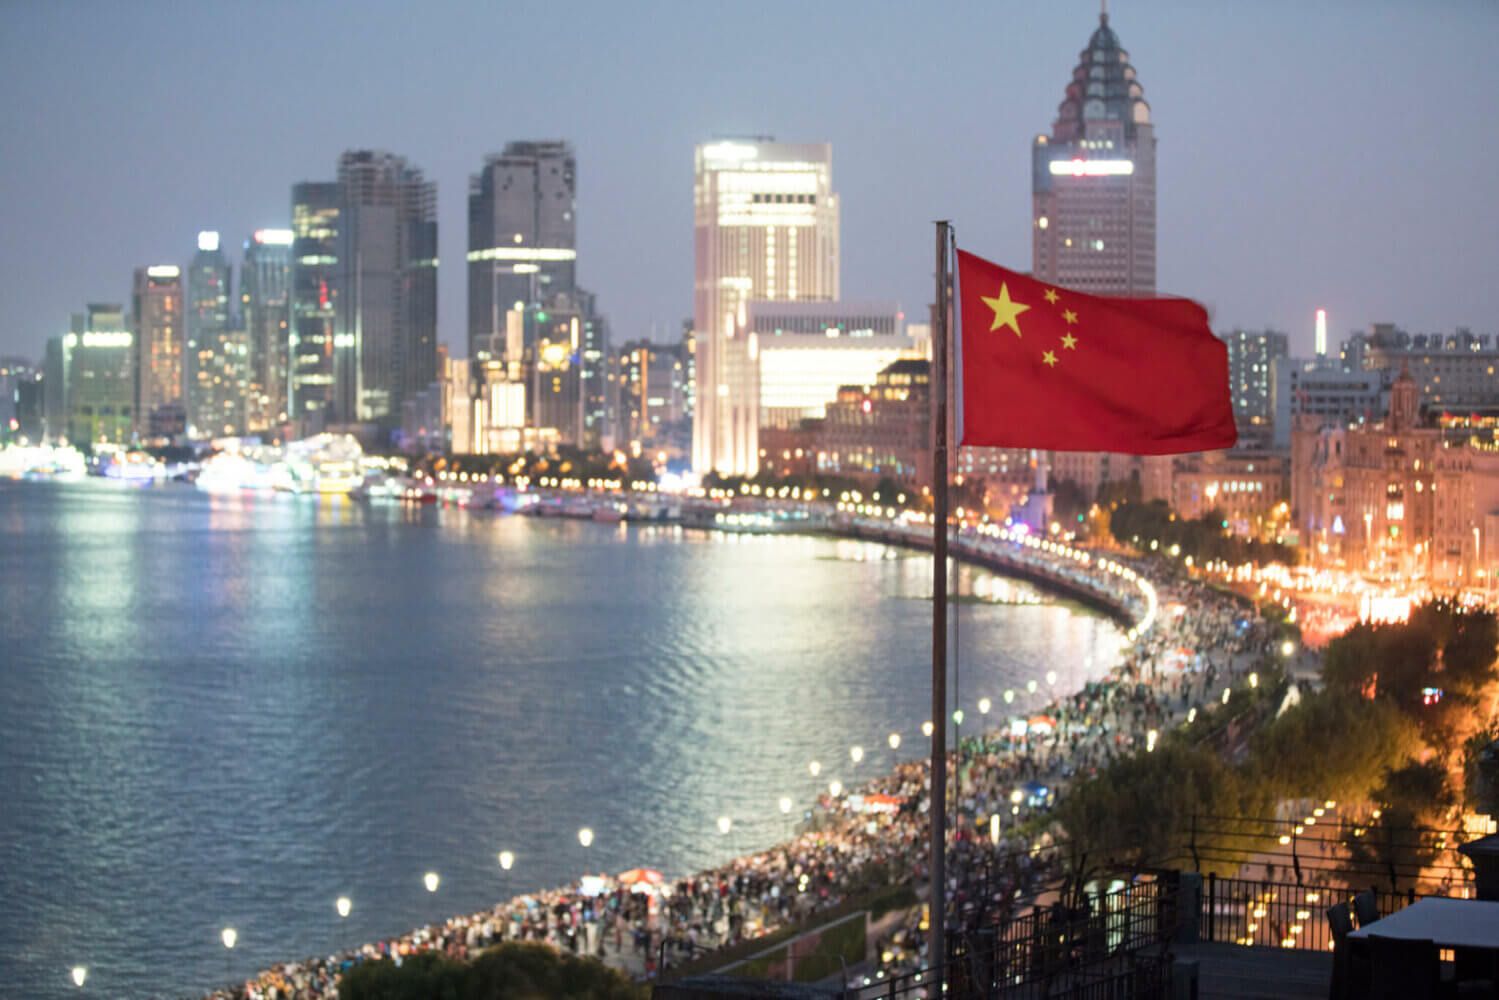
left=956, top=248, right=1236, bottom=454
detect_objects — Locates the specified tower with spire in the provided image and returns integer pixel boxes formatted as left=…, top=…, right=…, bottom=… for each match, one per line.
left=1031, top=8, right=1156, bottom=296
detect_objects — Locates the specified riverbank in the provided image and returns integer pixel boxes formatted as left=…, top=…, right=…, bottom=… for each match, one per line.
left=191, top=500, right=1265, bottom=1000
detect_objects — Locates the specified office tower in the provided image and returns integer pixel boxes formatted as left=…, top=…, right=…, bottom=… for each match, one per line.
left=0, top=358, right=42, bottom=443
left=132, top=265, right=185, bottom=438
left=242, top=229, right=293, bottom=432
left=1033, top=11, right=1155, bottom=295
left=185, top=231, right=246, bottom=438
left=335, top=150, right=438, bottom=425
left=1221, top=328, right=1289, bottom=447
left=468, top=142, right=577, bottom=364
left=693, top=139, right=839, bottom=477
left=290, top=183, right=340, bottom=425
left=64, top=303, right=135, bottom=445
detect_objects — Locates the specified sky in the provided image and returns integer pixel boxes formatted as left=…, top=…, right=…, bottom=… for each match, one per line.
left=2, top=0, right=1496, bottom=362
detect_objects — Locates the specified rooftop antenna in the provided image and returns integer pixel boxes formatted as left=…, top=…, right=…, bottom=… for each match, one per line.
left=1101, top=0, right=1108, bottom=21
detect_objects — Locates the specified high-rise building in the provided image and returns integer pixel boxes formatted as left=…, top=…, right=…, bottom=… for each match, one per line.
left=1221, top=328, right=1289, bottom=447
left=0, top=357, right=42, bottom=443
left=335, top=150, right=438, bottom=425
left=1032, top=11, right=1155, bottom=295
left=1030, top=12, right=1158, bottom=497
left=185, top=231, right=246, bottom=438
left=242, top=229, right=293, bottom=433
left=1341, top=323, right=1499, bottom=412
left=693, top=139, right=839, bottom=477
left=468, top=142, right=577, bottom=364
left=290, top=183, right=340, bottom=425
left=63, top=303, right=135, bottom=445
left=132, top=264, right=185, bottom=438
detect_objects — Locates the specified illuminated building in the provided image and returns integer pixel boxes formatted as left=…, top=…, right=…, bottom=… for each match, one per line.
left=1315, top=309, right=1328, bottom=358
left=186, top=231, right=246, bottom=438
left=1032, top=10, right=1156, bottom=495
left=816, top=359, right=930, bottom=486
left=615, top=340, right=688, bottom=452
left=1032, top=10, right=1155, bottom=295
left=335, top=150, right=438, bottom=426
left=290, top=182, right=340, bottom=426
left=0, top=358, right=43, bottom=443
left=63, top=304, right=135, bottom=445
left=1168, top=450, right=1289, bottom=532
left=1342, top=323, right=1499, bottom=412
left=1294, top=367, right=1438, bottom=575
left=1432, top=439, right=1499, bottom=585
left=242, top=230, right=293, bottom=432
left=693, top=139, right=839, bottom=477
left=132, top=265, right=185, bottom=438
left=1221, top=328, right=1288, bottom=448
left=1272, top=359, right=1389, bottom=448
left=744, top=301, right=916, bottom=428
left=468, top=142, right=576, bottom=364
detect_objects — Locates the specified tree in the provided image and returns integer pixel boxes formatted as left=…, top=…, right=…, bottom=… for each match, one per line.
left=1248, top=690, right=1422, bottom=804
left=340, top=942, right=648, bottom=1000
left=1343, top=760, right=1455, bottom=892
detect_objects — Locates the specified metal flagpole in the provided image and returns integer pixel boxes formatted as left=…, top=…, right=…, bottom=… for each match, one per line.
left=929, top=220, right=950, bottom=978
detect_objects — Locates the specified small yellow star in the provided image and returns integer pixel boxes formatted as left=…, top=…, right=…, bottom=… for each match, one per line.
left=1062, top=309, right=1078, bottom=325
left=1042, top=351, right=1059, bottom=367
left=1043, top=288, right=1059, bottom=305
left=1061, top=333, right=1078, bottom=350
left=981, top=283, right=1031, bottom=337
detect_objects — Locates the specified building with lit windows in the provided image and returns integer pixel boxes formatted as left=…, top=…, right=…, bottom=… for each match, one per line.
left=1221, top=329, right=1288, bottom=448
left=1271, top=359, right=1389, bottom=448
left=614, top=339, right=688, bottom=454
left=816, top=359, right=930, bottom=486
left=1341, top=323, right=1499, bottom=412
left=743, top=301, right=916, bottom=428
left=693, top=139, right=839, bottom=477
left=242, top=229, right=293, bottom=433
left=290, top=183, right=339, bottom=428
left=1030, top=11, right=1158, bottom=496
left=468, top=142, right=576, bottom=365
left=185, top=232, right=246, bottom=438
left=335, top=150, right=438, bottom=426
left=63, top=303, right=135, bottom=445
left=1168, top=449, right=1289, bottom=531
left=132, top=265, right=184, bottom=438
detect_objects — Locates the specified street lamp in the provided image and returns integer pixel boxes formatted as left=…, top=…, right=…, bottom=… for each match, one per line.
left=71, top=966, right=87, bottom=988
left=578, top=827, right=594, bottom=848
left=888, top=732, right=901, bottom=750
left=849, top=745, right=864, bottom=764
left=424, top=872, right=440, bottom=893
left=808, top=760, right=821, bottom=777
left=336, top=896, right=352, bottom=918
left=717, top=815, right=733, bottom=834
left=921, top=720, right=934, bottom=737
left=779, top=796, right=793, bottom=814
left=221, top=927, right=237, bottom=985
left=1003, top=689, right=1015, bottom=705
left=978, top=697, right=992, bottom=715
left=498, top=850, right=515, bottom=871
left=828, top=780, right=843, bottom=798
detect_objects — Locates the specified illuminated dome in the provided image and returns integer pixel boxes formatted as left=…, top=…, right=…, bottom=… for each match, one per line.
left=1053, top=13, right=1151, bottom=142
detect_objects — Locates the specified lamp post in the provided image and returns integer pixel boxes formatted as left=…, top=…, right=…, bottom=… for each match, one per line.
left=424, top=872, right=440, bottom=893
left=71, top=966, right=87, bottom=988
left=335, top=896, right=352, bottom=955
left=221, top=927, right=237, bottom=986
left=498, top=850, right=515, bottom=872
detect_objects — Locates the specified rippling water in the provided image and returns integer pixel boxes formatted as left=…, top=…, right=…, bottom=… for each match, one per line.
left=0, top=481, right=1123, bottom=998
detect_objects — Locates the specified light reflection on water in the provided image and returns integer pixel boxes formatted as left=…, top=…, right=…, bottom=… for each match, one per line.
left=0, top=481, right=1122, bottom=998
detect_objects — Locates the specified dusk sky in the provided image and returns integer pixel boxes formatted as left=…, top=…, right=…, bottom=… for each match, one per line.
left=3, top=0, right=1496, bottom=362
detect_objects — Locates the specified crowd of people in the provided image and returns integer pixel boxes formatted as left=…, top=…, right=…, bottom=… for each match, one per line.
left=198, top=530, right=1281, bottom=1000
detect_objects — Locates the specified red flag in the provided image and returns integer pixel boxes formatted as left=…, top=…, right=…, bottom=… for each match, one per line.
left=956, top=248, right=1236, bottom=454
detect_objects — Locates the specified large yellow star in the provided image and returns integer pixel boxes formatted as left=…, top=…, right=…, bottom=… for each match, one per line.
left=1062, top=309, right=1078, bottom=325
left=1042, top=351, right=1059, bottom=367
left=982, top=283, right=1031, bottom=337
left=1061, top=333, right=1078, bottom=350
left=1043, top=288, right=1060, bottom=305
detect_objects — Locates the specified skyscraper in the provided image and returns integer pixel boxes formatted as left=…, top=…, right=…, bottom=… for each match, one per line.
left=64, top=303, right=135, bottom=445
left=289, top=183, right=340, bottom=425
left=1032, top=11, right=1155, bottom=295
left=468, top=141, right=577, bottom=364
left=692, top=140, right=839, bottom=477
left=1221, top=328, right=1289, bottom=448
left=132, top=264, right=184, bottom=438
left=1033, top=12, right=1160, bottom=496
left=185, top=231, right=246, bottom=438
left=242, top=229, right=293, bottom=433
left=336, top=150, right=438, bottom=426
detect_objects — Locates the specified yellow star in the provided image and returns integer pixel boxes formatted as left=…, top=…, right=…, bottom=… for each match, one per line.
left=1043, top=288, right=1059, bottom=305
left=1061, top=333, right=1078, bottom=350
left=1042, top=351, right=1059, bottom=367
left=1062, top=309, right=1078, bottom=325
left=981, top=283, right=1031, bottom=337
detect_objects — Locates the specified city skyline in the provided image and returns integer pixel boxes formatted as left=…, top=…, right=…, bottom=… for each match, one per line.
left=2, top=1, right=1497, bottom=365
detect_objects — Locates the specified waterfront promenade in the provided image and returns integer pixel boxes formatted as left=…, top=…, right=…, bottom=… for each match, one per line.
left=194, top=494, right=1277, bottom=1000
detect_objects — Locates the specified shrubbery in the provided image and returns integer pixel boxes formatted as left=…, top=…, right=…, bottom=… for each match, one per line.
left=340, top=941, right=647, bottom=1000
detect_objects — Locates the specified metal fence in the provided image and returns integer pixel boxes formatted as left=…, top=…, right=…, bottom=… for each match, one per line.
left=1200, top=874, right=1420, bottom=953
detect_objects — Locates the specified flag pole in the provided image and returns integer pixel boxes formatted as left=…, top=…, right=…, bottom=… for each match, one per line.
left=929, top=219, right=950, bottom=978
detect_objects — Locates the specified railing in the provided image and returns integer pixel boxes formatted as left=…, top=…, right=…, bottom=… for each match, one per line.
left=1201, top=875, right=1418, bottom=953
left=841, top=946, right=1174, bottom=999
